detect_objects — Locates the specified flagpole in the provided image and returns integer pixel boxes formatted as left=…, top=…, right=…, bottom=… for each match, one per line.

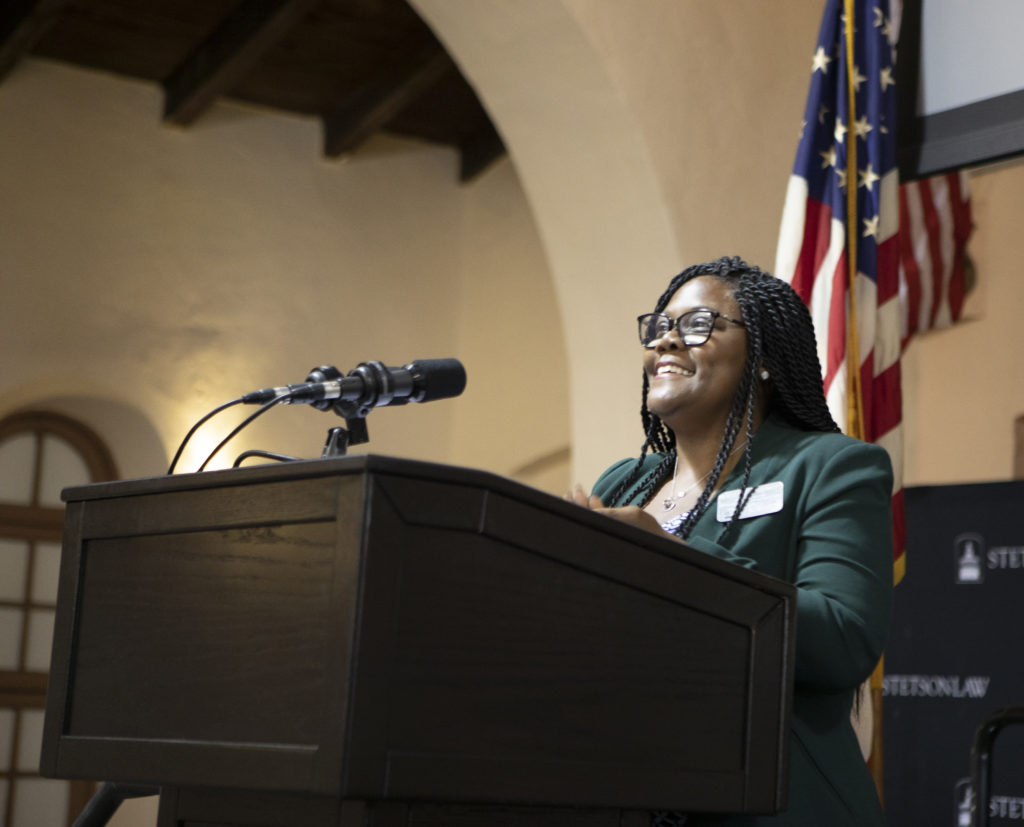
left=843, top=0, right=886, bottom=804
left=843, top=0, right=865, bottom=442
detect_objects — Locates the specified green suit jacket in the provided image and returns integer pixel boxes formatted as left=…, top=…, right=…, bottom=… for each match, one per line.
left=592, top=415, right=893, bottom=826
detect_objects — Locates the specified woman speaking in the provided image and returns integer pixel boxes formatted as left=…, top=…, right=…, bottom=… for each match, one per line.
left=570, top=256, right=893, bottom=825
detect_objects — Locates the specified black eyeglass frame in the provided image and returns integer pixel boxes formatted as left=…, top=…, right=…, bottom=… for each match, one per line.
left=637, top=309, right=746, bottom=348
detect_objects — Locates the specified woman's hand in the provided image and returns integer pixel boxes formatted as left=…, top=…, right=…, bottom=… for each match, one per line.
left=565, top=484, right=604, bottom=510
left=565, top=485, right=670, bottom=537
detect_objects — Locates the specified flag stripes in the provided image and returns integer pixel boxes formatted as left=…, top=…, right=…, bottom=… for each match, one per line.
left=774, top=0, right=901, bottom=578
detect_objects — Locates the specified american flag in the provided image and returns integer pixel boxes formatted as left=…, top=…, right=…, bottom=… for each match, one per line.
left=775, top=0, right=972, bottom=586
left=899, top=172, right=973, bottom=347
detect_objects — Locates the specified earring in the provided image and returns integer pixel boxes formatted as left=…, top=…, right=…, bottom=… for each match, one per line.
left=760, top=368, right=770, bottom=381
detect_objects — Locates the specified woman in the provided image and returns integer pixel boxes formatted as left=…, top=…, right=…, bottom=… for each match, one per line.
left=570, top=256, right=893, bottom=825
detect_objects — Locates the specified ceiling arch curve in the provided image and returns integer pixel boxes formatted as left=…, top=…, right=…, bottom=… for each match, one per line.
left=409, top=0, right=680, bottom=481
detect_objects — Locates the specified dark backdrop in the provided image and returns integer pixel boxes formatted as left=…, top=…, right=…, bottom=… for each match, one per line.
left=884, top=480, right=1024, bottom=826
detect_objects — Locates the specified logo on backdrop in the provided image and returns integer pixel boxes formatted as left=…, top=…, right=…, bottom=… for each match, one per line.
left=955, top=778, right=973, bottom=827
left=953, top=779, right=1024, bottom=824
left=957, top=531, right=1024, bottom=581
left=955, top=533, right=984, bottom=584
left=882, top=674, right=991, bottom=699
left=988, top=796, right=1024, bottom=820
left=987, top=545, right=1024, bottom=571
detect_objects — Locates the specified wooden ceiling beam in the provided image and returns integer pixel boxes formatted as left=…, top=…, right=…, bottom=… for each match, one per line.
left=459, top=118, right=506, bottom=183
left=323, top=49, right=453, bottom=158
left=0, top=0, right=71, bottom=82
left=162, top=0, right=319, bottom=126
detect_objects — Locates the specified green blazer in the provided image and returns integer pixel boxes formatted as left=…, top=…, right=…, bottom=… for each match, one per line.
left=592, top=415, right=893, bottom=826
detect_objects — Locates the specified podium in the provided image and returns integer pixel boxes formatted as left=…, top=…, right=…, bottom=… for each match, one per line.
left=40, top=455, right=795, bottom=826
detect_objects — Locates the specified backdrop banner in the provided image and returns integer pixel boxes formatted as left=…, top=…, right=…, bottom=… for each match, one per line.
left=885, top=480, right=1024, bottom=826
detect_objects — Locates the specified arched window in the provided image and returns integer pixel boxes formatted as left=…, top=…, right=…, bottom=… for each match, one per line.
left=0, top=411, right=117, bottom=825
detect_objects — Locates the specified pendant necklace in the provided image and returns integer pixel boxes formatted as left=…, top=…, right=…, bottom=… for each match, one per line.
left=662, top=443, right=744, bottom=513
left=662, top=456, right=710, bottom=512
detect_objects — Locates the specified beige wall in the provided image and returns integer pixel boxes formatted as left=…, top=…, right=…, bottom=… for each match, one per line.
left=902, top=163, right=1024, bottom=484
left=0, top=58, right=569, bottom=488
left=562, top=0, right=821, bottom=267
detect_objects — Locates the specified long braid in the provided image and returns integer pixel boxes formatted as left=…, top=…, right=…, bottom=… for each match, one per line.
left=713, top=314, right=763, bottom=543
left=740, top=272, right=838, bottom=434
left=606, top=256, right=838, bottom=543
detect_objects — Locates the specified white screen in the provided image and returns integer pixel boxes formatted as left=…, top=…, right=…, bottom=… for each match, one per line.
left=919, top=0, right=1024, bottom=115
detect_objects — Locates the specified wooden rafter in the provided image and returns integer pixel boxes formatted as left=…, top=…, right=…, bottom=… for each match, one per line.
left=323, top=48, right=454, bottom=158
left=460, top=116, right=506, bottom=183
left=162, top=0, right=320, bottom=126
left=0, top=0, right=71, bottom=81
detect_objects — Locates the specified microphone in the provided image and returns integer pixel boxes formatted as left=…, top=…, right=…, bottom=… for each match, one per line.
left=242, top=359, right=467, bottom=413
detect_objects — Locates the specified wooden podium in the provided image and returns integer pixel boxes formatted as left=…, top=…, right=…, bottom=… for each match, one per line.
left=40, top=456, right=795, bottom=827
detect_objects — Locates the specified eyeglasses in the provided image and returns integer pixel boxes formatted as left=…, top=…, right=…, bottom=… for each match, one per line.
left=637, top=309, right=745, bottom=348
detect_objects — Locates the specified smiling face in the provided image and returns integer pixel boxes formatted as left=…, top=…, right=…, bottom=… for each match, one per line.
left=643, top=275, right=750, bottom=436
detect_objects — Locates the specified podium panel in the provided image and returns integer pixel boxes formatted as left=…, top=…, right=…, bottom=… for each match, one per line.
left=40, top=455, right=795, bottom=821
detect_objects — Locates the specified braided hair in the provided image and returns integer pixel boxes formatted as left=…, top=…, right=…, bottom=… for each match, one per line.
left=607, top=255, right=838, bottom=541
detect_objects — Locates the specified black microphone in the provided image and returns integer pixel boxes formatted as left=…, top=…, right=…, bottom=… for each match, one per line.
left=242, top=359, right=467, bottom=411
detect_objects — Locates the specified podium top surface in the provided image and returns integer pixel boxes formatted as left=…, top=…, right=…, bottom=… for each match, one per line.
left=61, top=453, right=793, bottom=599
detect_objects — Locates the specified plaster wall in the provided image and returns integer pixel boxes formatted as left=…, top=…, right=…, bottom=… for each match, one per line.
left=562, top=0, right=821, bottom=268
left=902, top=163, right=1024, bottom=484
left=0, top=58, right=568, bottom=488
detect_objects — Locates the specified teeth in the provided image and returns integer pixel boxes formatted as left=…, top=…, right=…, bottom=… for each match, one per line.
left=657, top=364, right=693, bottom=376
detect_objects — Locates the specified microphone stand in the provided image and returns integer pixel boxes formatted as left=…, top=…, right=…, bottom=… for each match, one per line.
left=229, top=393, right=372, bottom=465
left=321, top=405, right=370, bottom=458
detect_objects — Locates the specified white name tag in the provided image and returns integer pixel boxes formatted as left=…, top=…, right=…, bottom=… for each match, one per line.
left=716, top=481, right=784, bottom=522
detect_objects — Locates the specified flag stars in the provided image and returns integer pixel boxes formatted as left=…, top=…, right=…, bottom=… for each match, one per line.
left=835, top=167, right=848, bottom=191
left=820, top=147, right=838, bottom=170
left=850, top=66, right=867, bottom=93
left=859, top=163, right=881, bottom=190
left=853, top=115, right=873, bottom=139
left=880, top=66, right=895, bottom=91
left=874, top=6, right=893, bottom=38
left=863, top=214, right=880, bottom=239
left=834, top=119, right=848, bottom=144
left=812, top=46, right=832, bottom=74
left=818, top=104, right=830, bottom=125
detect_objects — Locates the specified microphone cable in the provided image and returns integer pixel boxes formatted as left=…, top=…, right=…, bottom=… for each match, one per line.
left=195, top=394, right=292, bottom=473
left=166, top=397, right=244, bottom=475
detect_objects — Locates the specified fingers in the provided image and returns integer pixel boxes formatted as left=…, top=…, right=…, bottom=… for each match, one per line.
left=566, top=489, right=674, bottom=541
left=600, top=505, right=671, bottom=538
left=565, top=485, right=610, bottom=512
left=565, top=484, right=592, bottom=507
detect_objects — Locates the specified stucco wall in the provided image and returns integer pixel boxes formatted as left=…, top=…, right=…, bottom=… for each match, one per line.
left=0, top=58, right=569, bottom=488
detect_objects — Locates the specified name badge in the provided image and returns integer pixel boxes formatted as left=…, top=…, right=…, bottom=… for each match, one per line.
left=716, top=481, right=784, bottom=522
